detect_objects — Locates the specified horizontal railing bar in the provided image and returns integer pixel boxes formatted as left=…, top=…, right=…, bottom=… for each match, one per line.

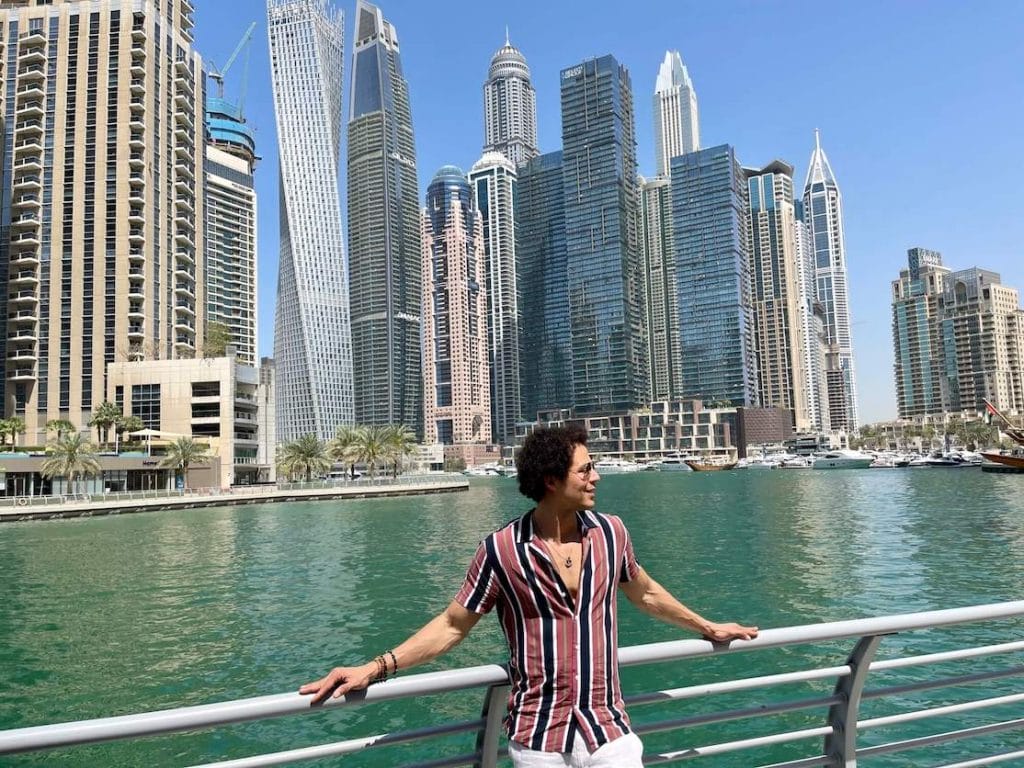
left=935, top=748, right=1024, bottom=767
left=3, top=600, right=1023, bottom=757
left=754, top=756, right=833, bottom=768
left=627, top=665, right=851, bottom=707
left=635, top=693, right=841, bottom=734
left=860, top=692, right=1024, bottom=730
left=871, top=640, right=1024, bottom=671
left=644, top=726, right=833, bottom=764
left=856, top=717, right=1024, bottom=757
left=189, top=718, right=483, bottom=768
left=0, top=666, right=508, bottom=755
left=863, top=665, right=1024, bottom=701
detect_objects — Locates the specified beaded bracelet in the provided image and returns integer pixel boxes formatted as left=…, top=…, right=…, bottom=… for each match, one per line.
left=387, top=650, right=398, bottom=676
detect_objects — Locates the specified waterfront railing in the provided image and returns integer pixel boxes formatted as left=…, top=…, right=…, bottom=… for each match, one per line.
left=1, top=601, right=1023, bottom=766
left=0, top=473, right=468, bottom=509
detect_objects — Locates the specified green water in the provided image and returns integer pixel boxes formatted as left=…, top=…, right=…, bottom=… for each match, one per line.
left=2, top=470, right=1024, bottom=767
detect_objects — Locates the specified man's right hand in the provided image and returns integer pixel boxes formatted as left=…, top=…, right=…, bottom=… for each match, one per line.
left=299, top=663, right=376, bottom=705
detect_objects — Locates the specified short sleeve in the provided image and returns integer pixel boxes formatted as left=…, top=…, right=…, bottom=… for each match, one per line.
left=454, top=539, right=501, bottom=614
left=619, top=521, right=641, bottom=583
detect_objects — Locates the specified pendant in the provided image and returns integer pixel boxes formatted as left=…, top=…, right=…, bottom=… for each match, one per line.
left=564, top=556, right=573, bottom=568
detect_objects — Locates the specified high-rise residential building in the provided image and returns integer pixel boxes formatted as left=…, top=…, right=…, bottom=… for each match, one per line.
left=794, top=201, right=829, bottom=431
left=745, top=161, right=811, bottom=430
left=653, top=50, right=699, bottom=177
left=482, top=32, right=538, bottom=166
left=939, top=268, right=1024, bottom=415
left=0, top=0, right=204, bottom=443
left=891, top=248, right=950, bottom=418
left=803, top=130, right=858, bottom=430
left=560, top=56, right=648, bottom=413
left=670, top=145, right=757, bottom=407
left=205, top=96, right=257, bottom=366
left=516, top=150, right=570, bottom=421
left=639, top=175, right=682, bottom=401
left=421, top=167, right=491, bottom=447
left=469, top=152, right=521, bottom=444
left=268, top=0, right=353, bottom=442
left=347, top=0, right=422, bottom=434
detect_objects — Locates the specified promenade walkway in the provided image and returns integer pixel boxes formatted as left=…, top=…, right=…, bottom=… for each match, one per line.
left=0, top=474, right=469, bottom=523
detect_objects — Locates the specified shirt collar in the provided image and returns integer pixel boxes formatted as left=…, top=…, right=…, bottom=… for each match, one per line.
left=519, top=508, right=597, bottom=543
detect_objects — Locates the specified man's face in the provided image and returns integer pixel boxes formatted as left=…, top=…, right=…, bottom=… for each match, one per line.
left=547, top=443, right=600, bottom=510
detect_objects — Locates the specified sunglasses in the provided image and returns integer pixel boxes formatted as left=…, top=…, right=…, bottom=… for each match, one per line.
left=575, top=461, right=596, bottom=477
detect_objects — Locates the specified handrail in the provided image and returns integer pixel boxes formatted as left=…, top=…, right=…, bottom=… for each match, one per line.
left=1, top=601, right=1023, bottom=766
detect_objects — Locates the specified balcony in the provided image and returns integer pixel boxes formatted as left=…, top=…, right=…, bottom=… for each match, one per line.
left=9, top=270, right=38, bottom=286
left=7, top=309, right=38, bottom=324
left=19, top=29, right=47, bottom=47
left=127, top=305, right=145, bottom=319
left=10, top=367, right=37, bottom=382
left=130, top=25, right=146, bottom=43
left=127, top=283, right=145, bottom=300
left=128, top=114, right=145, bottom=132
left=129, top=96, right=145, bottom=115
left=8, top=290, right=39, bottom=305
left=13, top=173, right=41, bottom=191
left=128, top=208, right=144, bottom=223
left=17, top=47, right=46, bottom=66
left=174, top=283, right=195, bottom=299
left=15, top=119, right=43, bottom=137
left=129, top=77, right=145, bottom=95
left=128, top=152, right=145, bottom=169
left=16, top=99, right=44, bottom=118
left=128, top=228, right=145, bottom=243
left=12, top=193, right=40, bottom=209
left=129, top=171, right=145, bottom=187
left=8, top=348, right=37, bottom=362
left=174, top=194, right=194, bottom=212
left=174, top=161, right=194, bottom=181
left=128, top=325, right=145, bottom=338
left=128, top=249, right=145, bottom=263
left=8, top=329, right=38, bottom=343
left=12, top=212, right=40, bottom=229
left=174, top=57, right=190, bottom=77
left=11, top=231, right=40, bottom=247
left=10, top=252, right=40, bottom=268
left=18, top=64, right=45, bottom=81
left=16, top=82, right=44, bottom=100
left=173, top=318, right=195, bottom=333
left=15, top=154, right=42, bottom=171
left=130, top=57, right=145, bottom=77
left=128, top=265, right=145, bottom=279
left=14, top=136, right=43, bottom=155
left=174, top=230, right=194, bottom=249
left=129, top=132, right=145, bottom=149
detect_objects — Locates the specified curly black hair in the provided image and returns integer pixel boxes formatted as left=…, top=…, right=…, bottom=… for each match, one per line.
left=516, top=425, right=589, bottom=502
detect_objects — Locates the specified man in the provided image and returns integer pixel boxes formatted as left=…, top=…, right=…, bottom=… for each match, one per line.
left=301, top=426, right=757, bottom=767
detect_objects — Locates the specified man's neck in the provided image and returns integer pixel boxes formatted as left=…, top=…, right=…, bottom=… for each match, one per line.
left=533, top=500, right=581, bottom=543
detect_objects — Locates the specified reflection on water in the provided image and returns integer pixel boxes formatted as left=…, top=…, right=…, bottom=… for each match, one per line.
left=2, top=470, right=1024, bottom=766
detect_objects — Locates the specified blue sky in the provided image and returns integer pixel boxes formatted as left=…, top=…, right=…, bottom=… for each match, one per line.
left=194, top=0, right=1024, bottom=425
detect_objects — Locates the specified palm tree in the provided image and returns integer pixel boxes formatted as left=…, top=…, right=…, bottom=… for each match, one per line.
left=115, top=415, right=144, bottom=451
left=328, top=426, right=362, bottom=480
left=89, top=401, right=122, bottom=449
left=40, top=433, right=102, bottom=495
left=277, top=434, right=330, bottom=482
left=46, top=419, right=76, bottom=440
left=383, top=423, right=417, bottom=477
left=355, top=425, right=389, bottom=479
left=0, top=416, right=26, bottom=448
left=160, top=437, right=212, bottom=490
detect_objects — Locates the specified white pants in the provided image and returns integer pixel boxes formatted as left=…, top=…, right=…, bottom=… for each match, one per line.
left=508, top=731, right=643, bottom=767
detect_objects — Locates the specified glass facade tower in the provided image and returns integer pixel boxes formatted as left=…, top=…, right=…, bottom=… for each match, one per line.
left=469, top=152, right=521, bottom=444
left=560, top=56, right=649, bottom=414
left=670, top=145, right=757, bottom=406
left=268, top=0, right=354, bottom=442
left=347, top=0, right=422, bottom=435
left=803, top=131, right=858, bottom=429
left=516, top=151, right=569, bottom=421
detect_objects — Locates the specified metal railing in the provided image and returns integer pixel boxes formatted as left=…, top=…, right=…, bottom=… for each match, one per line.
left=1, top=601, right=1022, bottom=766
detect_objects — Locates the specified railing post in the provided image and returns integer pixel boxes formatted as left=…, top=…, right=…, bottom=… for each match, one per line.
left=475, top=683, right=510, bottom=768
left=824, top=633, right=885, bottom=766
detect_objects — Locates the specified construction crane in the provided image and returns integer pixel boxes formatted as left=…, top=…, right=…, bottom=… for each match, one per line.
left=208, top=21, right=257, bottom=107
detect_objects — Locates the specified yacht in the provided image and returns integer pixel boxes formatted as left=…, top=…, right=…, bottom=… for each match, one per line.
left=812, top=449, right=874, bottom=470
left=656, top=454, right=693, bottom=472
left=593, top=457, right=643, bottom=474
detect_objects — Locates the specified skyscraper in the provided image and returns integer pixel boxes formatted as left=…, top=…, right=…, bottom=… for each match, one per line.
left=939, top=268, right=1024, bottom=415
left=268, top=0, right=353, bottom=442
left=421, top=167, right=491, bottom=447
left=483, top=33, right=538, bottom=166
left=0, top=0, right=204, bottom=442
left=560, top=56, right=649, bottom=413
left=745, top=161, right=812, bottom=429
left=653, top=50, right=700, bottom=177
left=891, top=248, right=949, bottom=418
left=671, top=145, right=757, bottom=406
left=803, top=131, right=858, bottom=430
left=516, top=151, right=570, bottom=420
left=794, top=201, right=829, bottom=431
left=348, top=0, right=422, bottom=434
left=639, top=175, right=682, bottom=401
left=469, top=152, right=521, bottom=444
left=205, top=96, right=258, bottom=366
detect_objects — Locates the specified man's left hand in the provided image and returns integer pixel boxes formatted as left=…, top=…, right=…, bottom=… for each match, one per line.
left=703, top=622, right=758, bottom=642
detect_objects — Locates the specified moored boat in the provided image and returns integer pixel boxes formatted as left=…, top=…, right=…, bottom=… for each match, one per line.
left=593, top=457, right=643, bottom=474
left=812, top=449, right=873, bottom=470
left=684, top=457, right=737, bottom=471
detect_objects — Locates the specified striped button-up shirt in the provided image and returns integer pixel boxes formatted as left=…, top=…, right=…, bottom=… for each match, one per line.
left=454, top=509, right=641, bottom=752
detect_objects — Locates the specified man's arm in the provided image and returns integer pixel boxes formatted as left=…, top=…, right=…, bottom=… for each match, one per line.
left=299, top=600, right=483, bottom=704
left=620, top=566, right=758, bottom=642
